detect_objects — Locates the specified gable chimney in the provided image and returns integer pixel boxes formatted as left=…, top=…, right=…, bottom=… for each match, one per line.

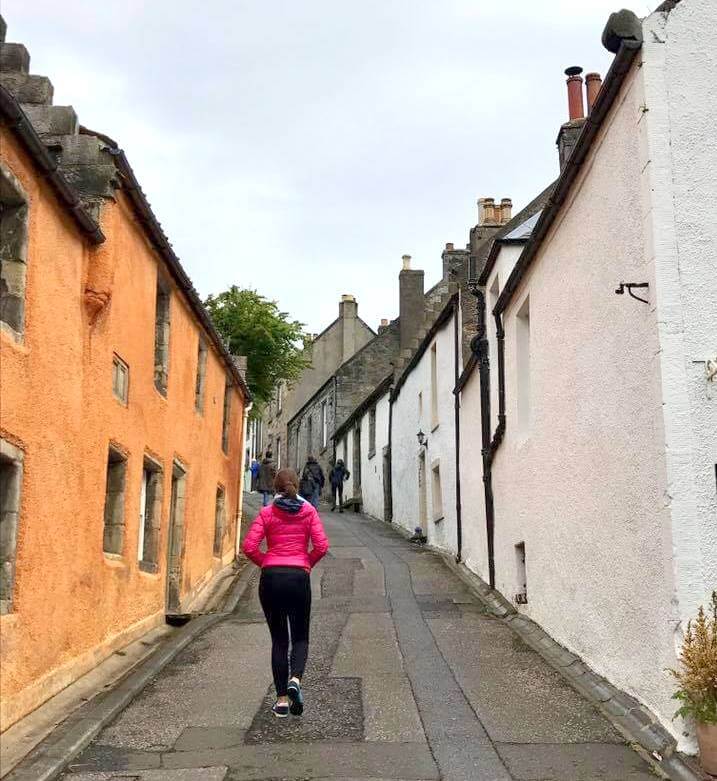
left=442, top=241, right=470, bottom=280
left=339, top=294, right=359, bottom=362
left=557, top=66, right=587, bottom=170
left=399, top=255, right=424, bottom=351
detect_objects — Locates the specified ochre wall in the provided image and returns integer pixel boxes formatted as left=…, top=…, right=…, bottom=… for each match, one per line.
left=0, top=128, right=246, bottom=729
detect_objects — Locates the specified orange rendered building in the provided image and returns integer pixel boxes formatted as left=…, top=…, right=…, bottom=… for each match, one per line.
left=0, top=18, right=250, bottom=730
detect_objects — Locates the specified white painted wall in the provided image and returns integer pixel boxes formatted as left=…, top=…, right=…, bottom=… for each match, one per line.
left=391, top=310, right=460, bottom=554
left=359, top=392, right=391, bottom=520
left=485, top=58, right=682, bottom=739
left=460, top=6, right=716, bottom=746
left=641, top=0, right=717, bottom=622
left=457, top=370, right=488, bottom=578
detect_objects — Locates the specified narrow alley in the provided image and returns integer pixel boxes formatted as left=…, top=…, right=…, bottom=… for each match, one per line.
left=55, top=503, right=656, bottom=781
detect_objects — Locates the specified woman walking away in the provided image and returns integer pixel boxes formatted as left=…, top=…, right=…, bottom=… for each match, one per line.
left=242, top=469, right=329, bottom=718
left=329, top=459, right=350, bottom=512
left=256, top=451, right=276, bottom=507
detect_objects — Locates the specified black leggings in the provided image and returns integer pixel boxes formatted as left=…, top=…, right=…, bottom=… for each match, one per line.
left=331, top=484, right=344, bottom=507
left=258, top=567, right=312, bottom=697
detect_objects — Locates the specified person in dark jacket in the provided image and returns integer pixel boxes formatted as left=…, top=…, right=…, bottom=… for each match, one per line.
left=301, top=456, right=325, bottom=509
left=256, top=452, right=277, bottom=506
left=250, top=458, right=260, bottom=492
left=329, top=459, right=350, bottom=512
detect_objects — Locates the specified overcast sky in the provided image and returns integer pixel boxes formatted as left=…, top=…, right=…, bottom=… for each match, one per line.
left=6, top=1, right=653, bottom=334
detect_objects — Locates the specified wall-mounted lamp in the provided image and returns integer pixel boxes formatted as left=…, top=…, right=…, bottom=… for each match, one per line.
left=417, top=429, right=428, bottom=448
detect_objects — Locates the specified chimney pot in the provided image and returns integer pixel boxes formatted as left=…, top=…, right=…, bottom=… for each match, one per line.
left=380, top=318, right=389, bottom=327
left=564, top=66, right=585, bottom=121
left=585, top=72, right=602, bottom=114
left=500, top=198, right=512, bottom=223
left=341, top=293, right=356, bottom=303
left=445, top=242, right=454, bottom=251
left=477, top=197, right=498, bottom=226
left=402, top=254, right=412, bottom=270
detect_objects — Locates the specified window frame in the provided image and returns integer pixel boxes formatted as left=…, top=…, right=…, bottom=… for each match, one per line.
left=112, top=353, right=129, bottom=405
left=430, top=343, right=439, bottom=431
left=103, top=445, right=128, bottom=557
left=368, top=406, right=377, bottom=459
left=0, top=439, right=24, bottom=614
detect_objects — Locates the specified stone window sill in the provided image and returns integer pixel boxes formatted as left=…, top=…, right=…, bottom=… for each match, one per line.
left=1, top=322, right=24, bottom=346
left=431, top=422, right=440, bottom=434
left=368, top=449, right=376, bottom=460
left=103, top=553, right=126, bottom=568
left=433, top=515, right=444, bottom=524
left=139, top=560, right=159, bottom=574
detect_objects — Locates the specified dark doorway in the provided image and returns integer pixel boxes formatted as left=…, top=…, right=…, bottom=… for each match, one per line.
left=166, top=461, right=187, bottom=615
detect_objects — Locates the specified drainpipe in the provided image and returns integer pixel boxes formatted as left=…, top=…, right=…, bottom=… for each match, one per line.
left=386, top=381, right=394, bottom=523
left=235, top=400, right=253, bottom=558
left=491, top=311, right=506, bottom=453
left=453, top=300, right=462, bottom=562
left=470, top=286, right=497, bottom=588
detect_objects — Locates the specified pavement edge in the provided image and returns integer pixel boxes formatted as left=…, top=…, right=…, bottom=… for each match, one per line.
left=3, top=563, right=257, bottom=781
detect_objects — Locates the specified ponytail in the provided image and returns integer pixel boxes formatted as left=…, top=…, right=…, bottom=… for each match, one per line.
left=274, top=468, right=299, bottom=499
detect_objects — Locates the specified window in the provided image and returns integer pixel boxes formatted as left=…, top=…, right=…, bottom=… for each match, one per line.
left=431, top=461, right=443, bottom=521
left=276, top=437, right=282, bottom=468
left=368, top=407, right=376, bottom=458
left=418, top=391, right=423, bottom=418
left=154, top=279, right=171, bottom=395
left=321, top=401, right=328, bottom=449
left=221, top=379, right=232, bottom=453
left=195, top=338, right=207, bottom=412
left=516, top=295, right=531, bottom=436
left=0, top=164, right=29, bottom=337
left=138, top=458, right=163, bottom=571
left=112, top=354, right=129, bottom=404
left=103, top=446, right=128, bottom=555
left=430, top=343, right=439, bottom=429
left=213, top=486, right=226, bottom=557
left=0, top=439, right=23, bottom=614
left=306, top=414, right=313, bottom=455
left=277, top=383, right=283, bottom=413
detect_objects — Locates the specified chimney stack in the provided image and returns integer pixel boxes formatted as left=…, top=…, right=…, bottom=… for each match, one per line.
left=557, top=66, right=587, bottom=171
left=585, top=72, right=602, bottom=114
left=565, top=66, right=585, bottom=120
left=477, top=197, right=498, bottom=226
left=399, top=255, right=424, bottom=352
left=339, top=294, right=359, bottom=362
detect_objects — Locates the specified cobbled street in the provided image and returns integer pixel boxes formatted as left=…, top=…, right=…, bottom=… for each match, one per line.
left=57, top=502, right=658, bottom=781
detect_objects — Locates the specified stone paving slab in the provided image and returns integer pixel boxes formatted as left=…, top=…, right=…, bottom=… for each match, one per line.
left=427, top=615, right=622, bottom=745
left=95, top=623, right=271, bottom=751
left=362, top=675, right=424, bottom=742
left=495, top=742, right=660, bottom=780
left=63, top=770, right=228, bottom=781
left=165, top=742, right=440, bottom=779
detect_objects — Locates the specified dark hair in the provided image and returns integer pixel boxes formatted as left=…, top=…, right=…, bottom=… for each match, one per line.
left=274, top=468, right=299, bottom=499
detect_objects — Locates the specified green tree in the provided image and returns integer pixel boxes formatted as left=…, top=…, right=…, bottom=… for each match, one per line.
left=205, top=286, right=310, bottom=409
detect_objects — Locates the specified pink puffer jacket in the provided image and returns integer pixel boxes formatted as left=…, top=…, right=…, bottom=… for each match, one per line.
left=241, top=499, right=329, bottom=572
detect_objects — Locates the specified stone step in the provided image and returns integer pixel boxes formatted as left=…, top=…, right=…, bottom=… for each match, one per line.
left=0, top=72, right=54, bottom=104
left=0, top=42, right=30, bottom=74
left=22, top=104, right=78, bottom=136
